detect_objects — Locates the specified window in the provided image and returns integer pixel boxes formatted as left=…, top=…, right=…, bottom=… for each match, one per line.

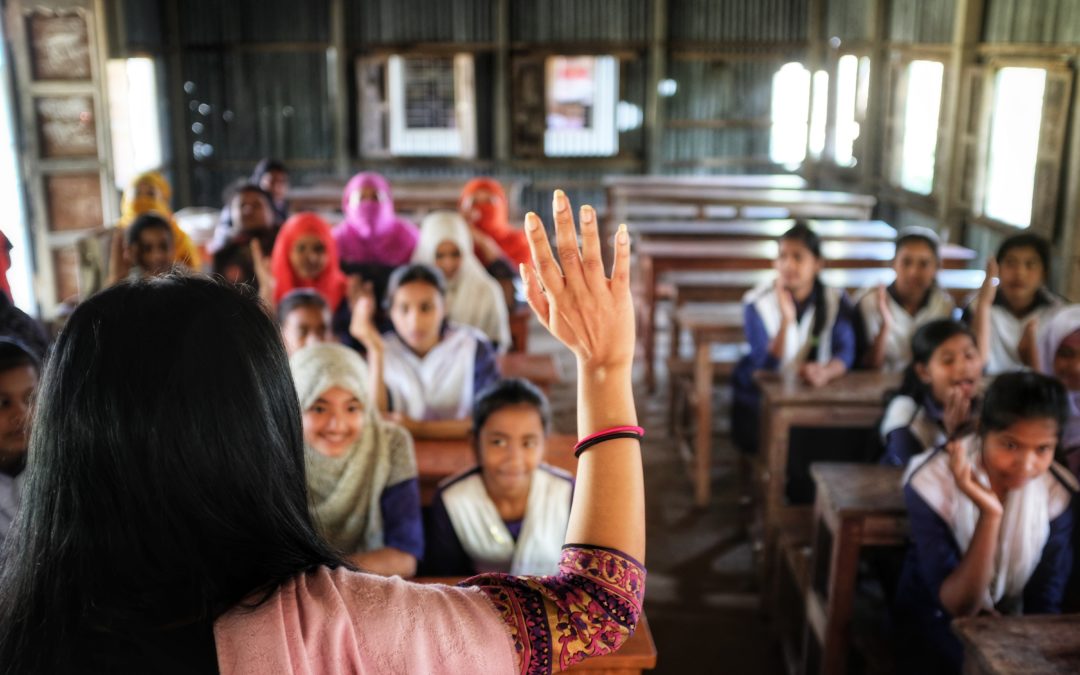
left=769, top=62, right=811, bottom=167
left=983, top=67, right=1047, bottom=228
left=107, top=57, right=164, bottom=190
left=385, top=54, right=476, bottom=158
left=808, top=69, right=830, bottom=160
left=834, top=55, right=870, bottom=167
left=0, top=9, right=33, bottom=312
left=544, top=55, right=618, bottom=157
left=897, top=60, right=944, bottom=195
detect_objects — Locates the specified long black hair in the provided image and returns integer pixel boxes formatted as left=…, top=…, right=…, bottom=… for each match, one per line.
left=980, top=371, right=1068, bottom=441
left=890, top=319, right=977, bottom=404
left=0, top=274, right=344, bottom=672
left=779, top=222, right=827, bottom=358
left=471, top=378, right=552, bottom=454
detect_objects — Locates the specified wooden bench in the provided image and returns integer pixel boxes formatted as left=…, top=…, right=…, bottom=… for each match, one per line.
left=608, top=185, right=876, bottom=225
left=954, top=615, right=1080, bottom=674
left=288, top=178, right=528, bottom=222
left=752, top=372, right=901, bottom=583
left=803, top=463, right=908, bottom=675
left=414, top=434, right=576, bottom=506
left=632, top=219, right=896, bottom=243
left=636, top=238, right=976, bottom=391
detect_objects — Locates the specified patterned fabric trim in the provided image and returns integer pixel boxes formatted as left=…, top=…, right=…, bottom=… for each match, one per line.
left=461, top=544, right=646, bottom=675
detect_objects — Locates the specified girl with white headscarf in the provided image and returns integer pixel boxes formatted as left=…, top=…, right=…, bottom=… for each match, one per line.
left=1036, top=305, right=1080, bottom=472
left=412, top=210, right=511, bottom=350
left=290, top=343, right=423, bottom=577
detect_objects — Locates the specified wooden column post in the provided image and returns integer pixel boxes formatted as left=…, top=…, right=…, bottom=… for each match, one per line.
left=860, top=0, right=889, bottom=193
left=493, top=0, right=510, bottom=162
left=329, top=0, right=349, bottom=176
left=803, top=0, right=825, bottom=186
left=644, top=0, right=667, bottom=175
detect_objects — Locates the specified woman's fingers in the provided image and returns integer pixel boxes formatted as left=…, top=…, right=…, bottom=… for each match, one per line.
left=551, top=190, right=585, bottom=289
left=579, top=205, right=605, bottom=289
left=610, top=223, right=631, bottom=297
left=524, top=211, right=564, bottom=296
left=519, top=262, right=552, bottom=332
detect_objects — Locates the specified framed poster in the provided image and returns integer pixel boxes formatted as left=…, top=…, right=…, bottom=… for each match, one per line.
left=27, top=10, right=92, bottom=81
left=35, top=96, right=97, bottom=158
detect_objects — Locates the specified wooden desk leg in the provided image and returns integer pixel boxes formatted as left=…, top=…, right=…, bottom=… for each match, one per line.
left=641, top=254, right=657, bottom=393
left=807, top=517, right=863, bottom=675
left=693, top=334, right=712, bottom=508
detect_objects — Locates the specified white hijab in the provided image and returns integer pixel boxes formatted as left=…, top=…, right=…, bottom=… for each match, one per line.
left=904, top=437, right=1076, bottom=613
left=412, top=211, right=511, bottom=350
left=1036, top=304, right=1080, bottom=452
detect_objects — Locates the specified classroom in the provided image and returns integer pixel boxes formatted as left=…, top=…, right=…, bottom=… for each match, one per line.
left=1, top=0, right=1079, bottom=673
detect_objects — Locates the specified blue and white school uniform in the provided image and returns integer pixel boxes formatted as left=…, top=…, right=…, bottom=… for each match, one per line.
left=963, top=289, right=1062, bottom=375
left=879, top=393, right=948, bottom=468
left=895, top=439, right=1076, bottom=671
left=425, top=464, right=574, bottom=576
left=731, top=279, right=857, bottom=452
left=382, top=323, right=500, bottom=421
left=856, top=283, right=955, bottom=372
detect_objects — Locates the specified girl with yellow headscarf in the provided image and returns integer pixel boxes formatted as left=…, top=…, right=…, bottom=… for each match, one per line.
left=118, top=171, right=201, bottom=269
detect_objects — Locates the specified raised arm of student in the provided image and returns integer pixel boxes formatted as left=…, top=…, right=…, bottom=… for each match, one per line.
left=972, top=259, right=999, bottom=369
left=937, top=441, right=1003, bottom=617
left=348, top=280, right=389, bottom=414
left=250, top=240, right=275, bottom=306
left=863, top=284, right=894, bottom=369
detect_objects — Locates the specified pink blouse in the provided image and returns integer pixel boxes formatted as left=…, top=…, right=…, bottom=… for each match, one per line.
left=215, top=545, right=645, bottom=674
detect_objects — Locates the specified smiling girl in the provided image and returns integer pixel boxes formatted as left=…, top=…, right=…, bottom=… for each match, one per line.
left=290, top=343, right=422, bottom=578
left=896, top=372, right=1076, bottom=671
left=425, top=379, right=572, bottom=577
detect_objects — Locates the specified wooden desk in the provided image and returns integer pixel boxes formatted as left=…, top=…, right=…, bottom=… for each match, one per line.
left=803, top=463, right=908, bottom=675
left=636, top=238, right=975, bottom=390
left=754, top=372, right=900, bottom=579
left=667, top=268, right=985, bottom=307
left=419, top=576, right=658, bottom=674
left=498, top=352, right=563, bottom=393
left=609, top=185, right=876, bottom=223
left=604, top=173, right=808, bottom=191
left=670, top=303, right=746, bottom=508
left=633, top=219, right=896, bottom=243
left=954, top=615, right=1080, bottom=674
left=414, top=434, right=577, bottom=505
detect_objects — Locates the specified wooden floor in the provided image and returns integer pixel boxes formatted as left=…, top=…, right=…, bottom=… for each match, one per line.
left=533, top=313, right=784, bottom=675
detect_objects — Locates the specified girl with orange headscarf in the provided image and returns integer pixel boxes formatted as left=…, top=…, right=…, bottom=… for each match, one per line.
left=260, top=213, right=347, bottom=311
left=458, top=178, right=530, bottom=268
left=118, top=171, right=201, bottom=269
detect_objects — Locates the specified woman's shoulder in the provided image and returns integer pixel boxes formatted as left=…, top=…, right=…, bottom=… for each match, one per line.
left=215, top=566, right=516, bottom=675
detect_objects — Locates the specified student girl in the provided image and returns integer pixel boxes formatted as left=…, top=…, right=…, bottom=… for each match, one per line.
left=969, top=233, right=1062, bottom=374
left=107, top=213, right=177, bottom=285
left=256, top=212, right=347, bottom=311
left=291, top=343, right=422, bottom=578
left=0, top=191, right=644, bottom=673
left=896, top=372, right=1076, bottom=672
left=858, top=227, right=956, bottom=372
left=426, top=378, right=573, bottom=576
left=117, top=170, right=201, bottom=269
left=209, top=183, right=279, bottom=289
left=731, top=223, right=857, bottom=452
left=216, top=159, right=291, bottom=233
left=411, top=210, right=511, bottom=349
left=0, top=339, right=38, bottom=544
left=351, top=263, right=499, bottom=439
left=879, top=320, right=981, bottom=468
left=277, top=289, right=331, bottom=357
left=460, top=177, right=527, bottom=308
left=334, top=172, right=418, bottom=267
left=1036, top=305, right=1080, bottom=475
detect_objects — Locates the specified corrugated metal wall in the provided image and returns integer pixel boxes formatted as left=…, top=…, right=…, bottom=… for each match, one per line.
left=511, top=0, right=650, bottom=42
left=825, top=0, right=871, bottom=41
left=348, top=0, right=495, bottom=44
left=983, top=0, right=1080, bottom=43
left=668, top=0, right=808, bottom=42
left=889, top=0, right=955, bottom=43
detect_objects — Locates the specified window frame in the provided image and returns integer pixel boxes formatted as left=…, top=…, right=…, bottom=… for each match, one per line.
left=883, top=50, right=949, bottom=206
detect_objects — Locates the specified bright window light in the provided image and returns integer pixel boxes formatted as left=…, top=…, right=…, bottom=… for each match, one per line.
left=544, top=55, right=619, bottom=157
left=899, top=60, right=944, bottom=195
left=808, top=70, right=829, bottom=159
left=108, top=58, right=164, bottom=190
left=984, top=67, right=1047, bottom=228
left=834, top=55, right=860, bottom=167
left=769, top=62, right=811, bottom=167
left=0, top=9, right=34, bottom=312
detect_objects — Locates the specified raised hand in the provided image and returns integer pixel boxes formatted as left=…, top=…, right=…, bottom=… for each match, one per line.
left=250, top=240, right=275, bottom=303
left=876, top=283, right=893, bottom=328
left=943, top=385, right=974, bottom=438
left=977, top=258, right=999, bottom=308
left=947, top=441, right=1002, bottom=516
left=519, top=190, right=633, bottom=372
left=348, top=279, right=382, bottom=352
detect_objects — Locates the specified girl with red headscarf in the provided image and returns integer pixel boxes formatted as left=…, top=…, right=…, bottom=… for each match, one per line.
left=258, top=213, right=347, bottom=311
left=459, top=178, right=530, bottom=268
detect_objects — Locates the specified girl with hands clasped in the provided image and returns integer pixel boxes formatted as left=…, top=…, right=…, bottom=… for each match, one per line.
left=895, top=372, right=1076, bottom=673
left=731, top=223, right=857, bottom=452
left=879, top=320, right=982, bottom=468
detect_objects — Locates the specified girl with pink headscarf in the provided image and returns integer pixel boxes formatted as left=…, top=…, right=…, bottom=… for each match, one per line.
left=334, top=173, right=419, bottom=267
